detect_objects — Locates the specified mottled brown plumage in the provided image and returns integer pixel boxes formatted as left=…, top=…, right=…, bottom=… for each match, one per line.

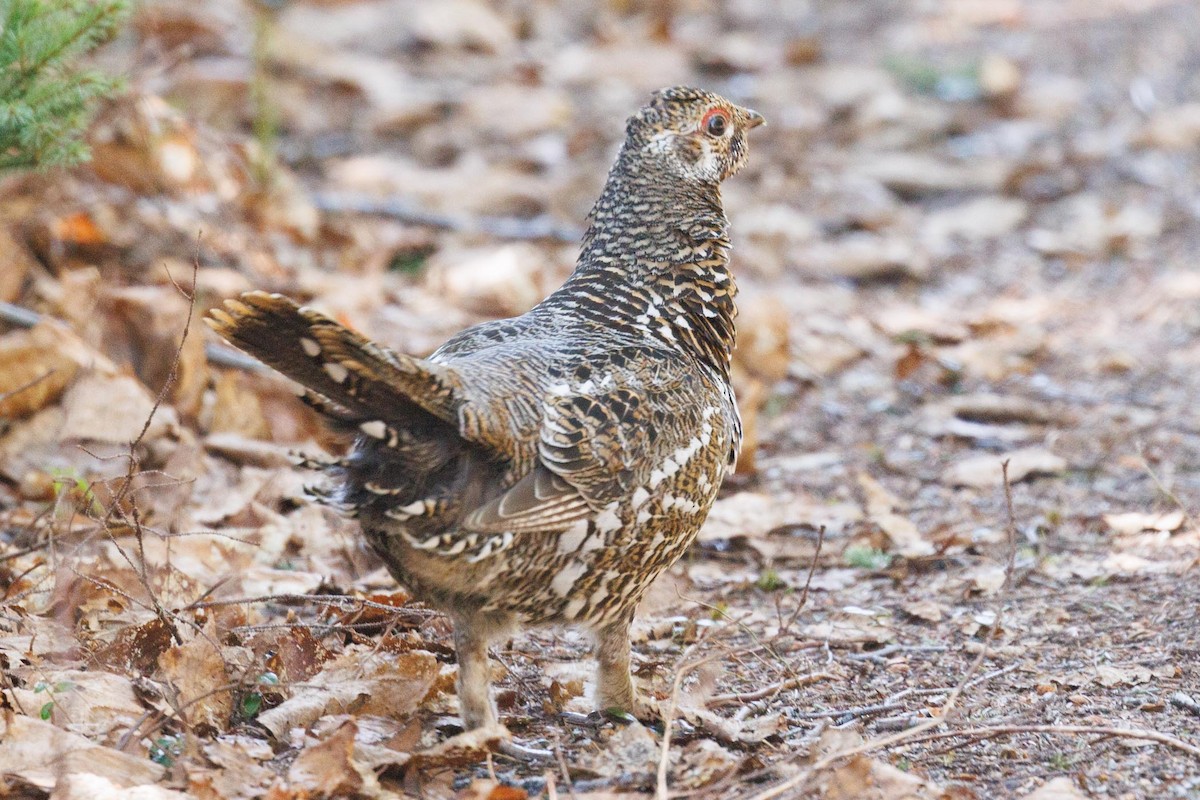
left=206, top=86, right=763, bottom=731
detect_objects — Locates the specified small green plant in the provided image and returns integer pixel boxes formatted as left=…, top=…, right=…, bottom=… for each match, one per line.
left=0, top=0, right=129, bottom=171
left=755, top=568, right=786, bottom=591
left=844, top=545, right=892, bottom=570
left=149, top=734, right=184, bottom=767
left=32, top=679, right=74, bottom=720
left=883, top=54, right=982, bottom=102
left=708, top=601, right=729, bottom=621
left=1049, top=752, right=1071, bottom=771
left=603, top=708, right=637, bottom=725
left=893, top=329, right=932, bottom=347
left=388, top=247, right=434, bottom=276
left=49, top=466, right=100, bottom=515
left=239, top=671, right=280, bottom=718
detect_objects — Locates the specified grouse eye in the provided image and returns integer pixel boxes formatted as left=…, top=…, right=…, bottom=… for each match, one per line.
left=702, top=109, right=729, bottom=137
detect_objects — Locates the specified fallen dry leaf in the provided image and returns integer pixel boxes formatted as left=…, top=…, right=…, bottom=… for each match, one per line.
left=808, top=729, right=945, bottom=799
left=286, top=719, right=380, bottom=799
left=671, top=739, right=740, bottom=790
left=944, top=447, right=1067, bottom=489
left=0, top=322, right=101, bottom=420
left=406, top=724, right=509, bottom=770
left=576, top=721, right=660, bottom=775
left=0, top=715, right=164, bottom=791
left=802, top=616, right=894, bottom=645
left=423, top=243, right=556, bottom=317
left=1094, top=664, right=1152, bottom=688
left=59, top=371, right=178, bottom=444
left=1103, top=510, right=1186, bottom=536
left=858, top=472, right=934, bottom=557
left=700, top=491, right=862, bottom=544
left=1020, top=776, right=1089, bottom=799
left=157, top=633, right=235, bottom=736
left=48, top=772, right=190, bottom=800
left=7, top=669, right=143, bottom=739
left=257, top=648, right=439, bottom=738
left=901, top=599, right=946, bottom=623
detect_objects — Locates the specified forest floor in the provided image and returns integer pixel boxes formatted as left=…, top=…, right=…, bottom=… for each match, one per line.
left=1, top=1, right=1199, bottom=798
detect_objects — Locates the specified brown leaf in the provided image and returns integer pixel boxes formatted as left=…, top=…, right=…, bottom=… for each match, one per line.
left=456, top=780, right=528, bottom=800
left=59, top=372, right=178, bottom=445
left=1094, top=664, right=1152, bottom=688
left=7, top=670, right=143, bottom=739
left=103, top=285, right=208, bottom=420
left=671, top=739, right=740, bottom=790
left=194, top=736, right=278, bottom=800
left=802, top=614, right=894, bottom=645
left=158, top=635, right=233, bottom=736
left=575, top=721, right=660, bottom=775
left=0, top=321, right=107, bottom=420
left=286, top=719, right=378, bottom=799
left=945, top=394, right=1058, bottom=426
left=424, top=244, right=555, bottom=317
left=247, top=627, right=333, bottom=685
left=43, top=772, right=190, bottom=799
left=817, top=753, right=943, bottom=799
left=406, top=724, right=508, bottom=770
left=0, top=224, right=37, bottom=302
left=700, top=491, right=862, bottom=547
left=944, top=448, right=1066, bottom=489
left=801, top=233, right=930, bottom=282
left=256, top=649, right=439, bottom=738
left=808, top=730, right=945, bottom=799
left=852, top=152, right=1008, bottom=197
left=1020, top=776, right=1089, bottom=800
left=857, top=472, right=933, bottom=557
left=901, top=599, right=946, bottom=623
left=1103, top=510, right=1185, bottom=536
left=0, top=715, right=164, bottom=791
left=93, top=618, right=177, bottom=675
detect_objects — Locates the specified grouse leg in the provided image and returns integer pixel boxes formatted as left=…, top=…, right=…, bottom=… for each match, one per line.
left=452, top=613, right=508, bottom=730
left=594, top=616, right=639, bottom=717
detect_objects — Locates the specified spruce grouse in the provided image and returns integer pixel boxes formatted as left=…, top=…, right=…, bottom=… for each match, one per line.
left=207, top=86, right=764, bottom=732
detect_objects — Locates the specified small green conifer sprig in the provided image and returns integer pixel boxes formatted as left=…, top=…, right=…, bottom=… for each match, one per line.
left=0, top=0, right=129, bottom=171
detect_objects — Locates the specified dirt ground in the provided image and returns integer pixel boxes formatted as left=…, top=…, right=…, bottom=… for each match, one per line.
left=1, top=1, right=1199, bottom=798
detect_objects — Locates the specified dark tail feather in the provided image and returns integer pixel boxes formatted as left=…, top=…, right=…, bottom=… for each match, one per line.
left=205, top=291, right=461, bottom=428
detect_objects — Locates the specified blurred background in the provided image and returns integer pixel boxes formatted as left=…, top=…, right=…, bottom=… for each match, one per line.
left=2, top=1, right=1200, bottom=795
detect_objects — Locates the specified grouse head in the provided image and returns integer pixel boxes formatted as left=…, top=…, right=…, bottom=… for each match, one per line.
left=623, top=86, right=764, bottom=185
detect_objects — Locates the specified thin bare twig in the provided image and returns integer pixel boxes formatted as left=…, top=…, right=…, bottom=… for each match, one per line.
left=1135, top=442, right=1190, bottom=521
left=706, top=672, right=834, bottom=709
left=781, top=525, right=826, bottom=635
left=656, top=640, right=722, bottom=800
left=882, top=663, right=1022, bottom=705
left=846, top=643, right=947, bottom=663
left=553, top=745, right=578, bottom=800
left=0, top=368, right=57, bottom=406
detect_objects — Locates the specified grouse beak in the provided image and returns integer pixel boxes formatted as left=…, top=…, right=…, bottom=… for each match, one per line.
left=743, top=108, right=766, bottom=130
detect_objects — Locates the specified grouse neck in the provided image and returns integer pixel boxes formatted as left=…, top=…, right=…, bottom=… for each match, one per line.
left=552, top=157, right=739, bottom=378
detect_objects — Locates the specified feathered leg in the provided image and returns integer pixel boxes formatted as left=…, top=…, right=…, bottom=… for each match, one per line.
left=594, top=616, right=638, bottom=716
left=452, top=611, right=513, bottom=730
